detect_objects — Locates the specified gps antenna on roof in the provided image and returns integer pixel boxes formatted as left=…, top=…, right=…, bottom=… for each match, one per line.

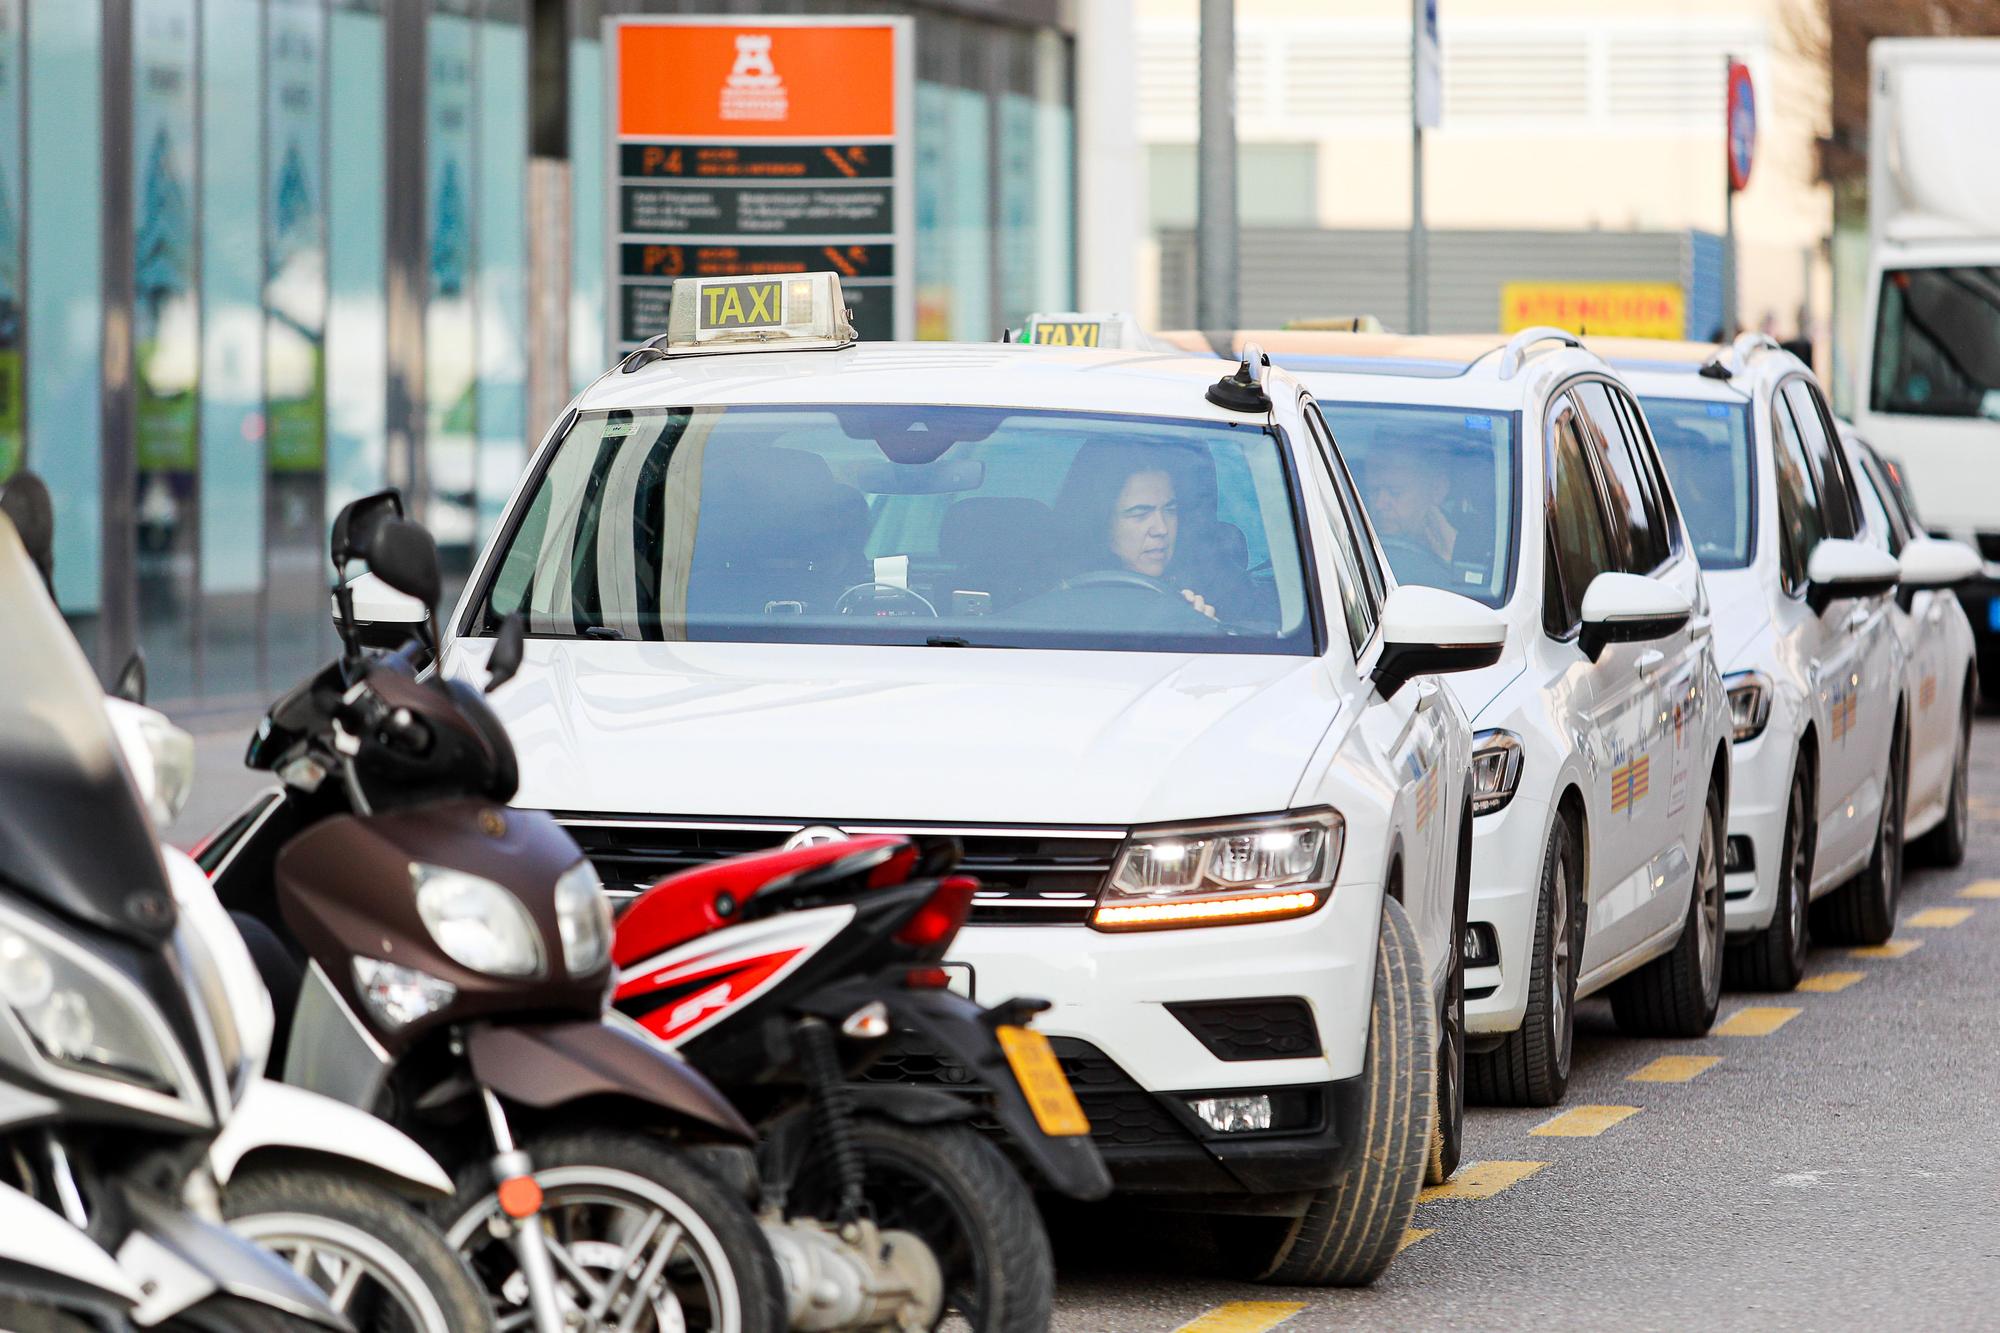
left=1206, top=343, right=1272, bottom=413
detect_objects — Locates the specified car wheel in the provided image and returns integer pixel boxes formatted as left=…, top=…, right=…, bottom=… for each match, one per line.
left=1466, top=815, right=1577, bottom=1108
left=1724, top=764, right=1813, bottom=991
left=1814, top=718, right=1908, bottom=946
left=1611, top=779, right=1726, bottom=1037
left=1426, top=797, right=1471, bottom=1186
left=1913, top=691, right=1971, bottom=868
left=1241, top=895, right=1434, bottom=1287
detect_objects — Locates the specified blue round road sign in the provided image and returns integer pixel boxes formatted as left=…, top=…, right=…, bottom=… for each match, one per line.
left=1727, top=62, right=1756, bottom=192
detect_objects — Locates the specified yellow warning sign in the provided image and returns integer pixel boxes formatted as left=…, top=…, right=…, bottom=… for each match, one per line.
left=1500, top=282, right=1685, bottom=340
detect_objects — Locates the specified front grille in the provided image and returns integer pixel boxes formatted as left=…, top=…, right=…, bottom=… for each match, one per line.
left=554, top=814, right=1121, bottom=925
left=1166, top=998, right=1321, bottom=1061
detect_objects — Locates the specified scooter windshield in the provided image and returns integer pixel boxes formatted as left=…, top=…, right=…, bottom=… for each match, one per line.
left=0, top=516, right=176, bottom=944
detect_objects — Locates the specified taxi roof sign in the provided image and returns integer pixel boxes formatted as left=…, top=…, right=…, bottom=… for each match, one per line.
left=663, top=272, right=857, bottom=354
left=1012, top=312, right=1162, bottom=351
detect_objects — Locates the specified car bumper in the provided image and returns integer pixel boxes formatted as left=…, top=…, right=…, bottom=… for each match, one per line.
left=1462, top=795, right=1549, bottom=1035
left=1722, top=727, right=1791, bottom=935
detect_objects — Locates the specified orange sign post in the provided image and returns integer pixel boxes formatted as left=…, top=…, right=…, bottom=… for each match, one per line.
left=609, top=17, right=912, bottom=346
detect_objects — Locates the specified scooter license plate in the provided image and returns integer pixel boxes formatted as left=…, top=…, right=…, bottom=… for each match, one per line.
left=995, top=1026, right=1090, bottom=1138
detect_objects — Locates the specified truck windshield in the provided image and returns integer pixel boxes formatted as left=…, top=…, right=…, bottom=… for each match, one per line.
left=1872, top=266, right=2000, bottom=418
left=1640, top=397, right=1754, bottom=570
left=476, top=404, right=1316, bottom=655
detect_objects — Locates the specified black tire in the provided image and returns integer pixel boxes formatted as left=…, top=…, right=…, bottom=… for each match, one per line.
left=1724, top=764, right=1813, bottom=991
left=1426, top=797, right=1471, bottom=1186
left=1247, top=895, right=1435, bottom=1287
left=1813, top=719, right=1908, bottom=946
left=443, top=1129, right=783, bottom=1333
left=791, top=1119, right=1051, bottom=1333
left=1466, top=815, right=1578, bottom=1108
left=1913, top=689, right=1971, bottom=868
left=222, top=1166, right=492, bottom=1333
left=1611, top=779, right=1726, bottom=1038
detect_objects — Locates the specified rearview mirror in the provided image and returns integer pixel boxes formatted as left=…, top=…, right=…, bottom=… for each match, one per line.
left=335, top=571, right=429, bottom=650
left=1372, top=585, right=1507, bottom=699
left=486, top=613, right=526, bottom=693
left=1897, top=536, right=1980, bottom=591
left=366, top=516, right=443, bottom=610
left=113, top=651, right=148, bottom=706
left=330, top=489, right=405, bottom=569
left=1578, top=572, right=1691, bottom=662
left=1806, top=538, right=1900, bottom=613
left=0, top=470, right=54, bottom=591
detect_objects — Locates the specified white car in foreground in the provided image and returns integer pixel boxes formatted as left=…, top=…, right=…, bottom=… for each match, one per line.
left=1610, top=335, right=1913, bottom=987
left=413, top=275, right=1506, bottom=1286
left=1250, top=327, right=1732, bottom=1108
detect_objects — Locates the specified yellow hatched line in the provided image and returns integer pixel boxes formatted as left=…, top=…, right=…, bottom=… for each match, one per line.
left=1907, top=906, right=1974, bottom=928
left=1530, top=1104, right=1641, bottom=1137
left=1398, top=1228, right=1435, bottom=1253
left=1628, top=1054, right=1719, bottom=1082
left=1174, top=1302, right=1307, bottom=1333
left=1958, top=881, right=2000, bottom=899
left=1418, top=1159, right=1547, bottom=1202
left=1714, top=1006, right=1801, bottom=1036
left=1850, top=939, right=1922, bottom=959
left=1798, top=970, right=1865, bottom=993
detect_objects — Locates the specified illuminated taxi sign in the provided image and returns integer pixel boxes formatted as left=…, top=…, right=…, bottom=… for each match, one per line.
left=664, top=271, right=856, bottom=353
left=1016, top=312, right=1157, bottom=350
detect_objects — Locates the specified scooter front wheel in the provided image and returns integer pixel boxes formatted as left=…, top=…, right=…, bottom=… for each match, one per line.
left=443, top=1130, right=783, bottom=1333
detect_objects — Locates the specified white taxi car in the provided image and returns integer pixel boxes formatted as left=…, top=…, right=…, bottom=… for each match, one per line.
left=1210, top=327, right=1734, bottom=1109
left=1607, top=335, right=1912, bottom=986
left=1836, top=424, right=1980, bottom=868
left=419, top=275, right=1505, bottom=1286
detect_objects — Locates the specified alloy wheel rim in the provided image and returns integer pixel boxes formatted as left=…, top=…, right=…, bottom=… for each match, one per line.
left=230, top=1211, right=453, bottom=1333
left=1787, top=779, right=1809, bottom=961
left=1953, top=718, right=1971, bottom=843
left=1551, top=856, right=1572, bottom=1076
left=1696, top=806, right=1722, bottom=1000
left=1883, top=738, right=1906, bottom=908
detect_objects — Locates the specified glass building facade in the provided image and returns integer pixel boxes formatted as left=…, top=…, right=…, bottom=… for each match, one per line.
left=5, top=0, right=1075, bottom=706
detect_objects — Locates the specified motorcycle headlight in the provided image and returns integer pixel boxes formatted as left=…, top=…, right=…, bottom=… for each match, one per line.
left=554, top=860, right=613, bottom=975
left=1095, top=811, right=1343, bottom=931
left=1725, top=671, right=1772, bottom=743
left=353, top=957, right=458, bottom=1030
left=1471, top=729, right=1525, bottom=816
left=412, top=865, right=545, bottom=978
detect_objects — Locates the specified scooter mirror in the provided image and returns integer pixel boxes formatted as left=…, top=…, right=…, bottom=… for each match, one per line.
left=113, top=650, right=148, bottom=706
left=367, top=517, right=443, bottom=611
left=487, top=612, right=526, bottom=693
left=0, top=470, right=54, bottom=592
left=330, top=488, right=405, bottom=571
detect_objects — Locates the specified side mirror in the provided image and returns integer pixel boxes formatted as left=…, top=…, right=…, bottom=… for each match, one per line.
left=335, top=571, right=429, bottom=650
left=1806, top=538, right=1901, bottom=613
left=0, top=469, right=54, bottom=591
left=103, top=697, right=196, bottom=830
left=366, top=516, right=443, bottom=610
left=486, top=613, right=526, bottom=694
left=113, top=650, right=148, bottom=706
left=1897, top=536, right=1980, bottom=591
left=1371, top=585, right=1507, bottom=700
left=1578, top=572, right=1692, bottom=662
left=329, top=489, right=405, bottom=568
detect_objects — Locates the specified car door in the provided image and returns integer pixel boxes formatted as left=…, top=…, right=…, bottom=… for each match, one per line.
left=1854, top=442, right=1953, bottom=814
left=1570, top=380, right=1692, bottom=956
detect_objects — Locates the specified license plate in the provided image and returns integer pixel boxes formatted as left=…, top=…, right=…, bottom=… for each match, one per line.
left=995, top=1026, right=1090, bottom=1137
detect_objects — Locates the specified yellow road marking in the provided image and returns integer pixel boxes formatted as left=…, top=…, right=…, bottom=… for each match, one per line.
left=1798, top=970, right=1865, bottom=992
left=1958, top=881, right=2000, bottom=899
left=1174, top=1302, right=1307, bottom=1333
left=1907, top=907, right=1974, bottom=928
left=1850, top=939, right=1922, bottom=959
left=1530, top=1104, right=1641, bottom=1137
left=1418, top=1159, right=1547, bottom=1202
left=1628, top=1055, right=1720, bottom=1082
left=1714, top=1006, right=1801, bottom=1036
left=1398, top=1228, right=1434, bottom=1253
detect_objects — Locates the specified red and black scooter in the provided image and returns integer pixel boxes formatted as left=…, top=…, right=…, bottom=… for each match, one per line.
left=613, top=834, right=1111, bottom=1333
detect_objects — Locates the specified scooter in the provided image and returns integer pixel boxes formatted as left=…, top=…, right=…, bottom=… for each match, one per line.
left=199, top=491, right=784, bottom=1333
left=613, top=833, right=1112, bottom=1333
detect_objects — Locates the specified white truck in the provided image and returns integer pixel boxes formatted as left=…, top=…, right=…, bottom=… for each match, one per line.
left=1857, top=37, right=2000, bottom=697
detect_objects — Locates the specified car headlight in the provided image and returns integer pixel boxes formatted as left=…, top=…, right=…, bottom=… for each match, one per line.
left=1472, top=729, right=1524, bottom=816
left=0, top=909, right=195, bottom=1101
left=554, top=860, right=614, bottom=975
left=1094, top=811, right=1343, bottom=931
left=412, top=865, right=545, bottom=977
left=1725, top=671, right=1772, bottom=743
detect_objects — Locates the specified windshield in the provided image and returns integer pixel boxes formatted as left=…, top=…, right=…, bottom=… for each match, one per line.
left=1639, top=397, right=1754, bottom=570
left=1872, top=266, right=2000, bottom=418
left=1313, top=402, right=1517, bottom=607
left=478, top=405, right=1315, bottom=654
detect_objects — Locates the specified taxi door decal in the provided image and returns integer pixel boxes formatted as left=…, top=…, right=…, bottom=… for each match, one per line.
left=1665, top=672, right=1695, bottom=820
left=1920, top=673, right=1938, bottom=711
left=1610, top=754, right=1650, bottom=814
left=1829, top=675, right=1859, bottom=742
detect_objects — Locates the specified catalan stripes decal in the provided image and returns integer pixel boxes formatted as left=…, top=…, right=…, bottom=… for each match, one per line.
left=1611, top=755, right=1650, bottom=813
left=1920, top=674, right=1938, bottom=710
left=1830, top=688, right=1859, bottom=742
left=1413, top=763, right=1440, bottom=830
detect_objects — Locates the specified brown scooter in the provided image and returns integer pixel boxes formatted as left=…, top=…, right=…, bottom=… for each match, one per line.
left=201, top=492, right=783, bottom=1333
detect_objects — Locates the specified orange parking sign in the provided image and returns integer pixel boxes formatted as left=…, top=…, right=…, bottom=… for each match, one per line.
left=617, top=23, right=897, bottom=140
left=1499, top=282, right=1686, bottom=340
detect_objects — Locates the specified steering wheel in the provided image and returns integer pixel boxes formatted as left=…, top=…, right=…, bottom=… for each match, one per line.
left=1065, top=569, right=1180, bottom=598
left=834, top=582, right=940, bottom=618
left=1378, top=537, right=1454, bottom=590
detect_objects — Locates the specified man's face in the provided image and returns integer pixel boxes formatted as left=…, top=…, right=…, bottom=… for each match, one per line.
left=1110, top=470, right=1178, bottom=577
left=1367, top=459, right=1445, bottom=538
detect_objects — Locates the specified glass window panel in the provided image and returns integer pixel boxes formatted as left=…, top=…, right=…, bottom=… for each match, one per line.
left=1544, top=399, right=1614, bottom=635
left=326, top=1, right=387, bottom=519
left=914, top=22, right=989, bottom=345
left=1032, top=31, right=1073, bottom=314
left=1572, top=379, right=1669, bottom=573
left=476, top=5, right=526, bottom=545
left=1641, top=397, right=1753, bottom=570
left=1770, top=390, right=1826, bottom=593
left=425, top=6, right=478, bottom=578
left=0, top=0, right=22, bottom=484
left=568, top=32, right=604, bottom=392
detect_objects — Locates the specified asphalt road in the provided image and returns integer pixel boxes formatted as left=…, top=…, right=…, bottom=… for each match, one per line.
left=1047, top=716, right=2000, bottom=1332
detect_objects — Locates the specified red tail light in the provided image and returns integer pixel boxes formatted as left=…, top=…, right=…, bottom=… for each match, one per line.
left=894, top=876, right=978, bottom=951
left=904, top=967, right=952, bottom=990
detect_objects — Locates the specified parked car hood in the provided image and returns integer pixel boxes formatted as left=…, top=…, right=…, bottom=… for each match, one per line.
left=452, top=641, right=1345, bottom=827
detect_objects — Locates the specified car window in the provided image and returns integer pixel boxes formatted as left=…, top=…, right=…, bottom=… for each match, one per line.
left=1781, top=379, right=1858, bottom=539
left=1871, top=265, right=2000, bottom=418
left=1612, top=387, right=1685, bottom=554
left=1544, top=397, right=1616, bottom=637
left=1315, top=400, right=1518, bottom=608
left=1301, top=405, right=1378, bottom=654
left=1849, top=447, right=1904, bottom=556
left=477, top=404, right=1315, bottom=654
left=1870, top=449, right=1926, bottom=538
left=1770, top=391, right=1827, bottom=593
left=1639, top=396, right=1753, bottom=569
left=1571, top=380, right=1671, bottom=574
left=1304, top=404, right=1390, bottom=612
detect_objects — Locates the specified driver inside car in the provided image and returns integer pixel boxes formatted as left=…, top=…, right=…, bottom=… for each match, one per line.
left=1358, top=441, right=1457, bottom=590
left=1052, top=446, right=1217, bottom=620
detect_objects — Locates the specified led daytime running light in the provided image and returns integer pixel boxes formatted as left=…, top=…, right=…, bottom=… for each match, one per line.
left=1092, top=890, right=1321, bottom=931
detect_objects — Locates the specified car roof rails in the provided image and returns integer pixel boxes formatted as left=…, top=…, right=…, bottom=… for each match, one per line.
left=1496, top=326, right=1585, bottom=380
left=1698, top=331, right=1790, bottom=381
